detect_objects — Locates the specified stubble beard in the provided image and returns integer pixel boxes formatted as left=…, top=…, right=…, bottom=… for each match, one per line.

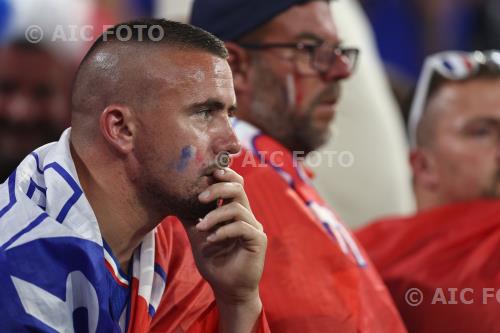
left=480, top=169, right=500, bottom=199
left=136, top=164, right=217, bottom=226
left=249, top=61, right=331, bottom=155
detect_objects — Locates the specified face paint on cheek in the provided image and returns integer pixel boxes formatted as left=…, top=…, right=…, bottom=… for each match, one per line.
left=176, top=145, right=196, bottom=172
left=285, top=73, right=304, bottom=110
left=286, top=74, right=296, bottom=109
left=195, top=150, right=204, bottom=164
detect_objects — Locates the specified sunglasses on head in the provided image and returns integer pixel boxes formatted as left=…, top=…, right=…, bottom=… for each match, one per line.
left=408, top=50, right=500, bottom=147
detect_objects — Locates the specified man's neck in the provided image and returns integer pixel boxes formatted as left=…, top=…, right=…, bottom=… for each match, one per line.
left=70, top=142, right=155, bottom=272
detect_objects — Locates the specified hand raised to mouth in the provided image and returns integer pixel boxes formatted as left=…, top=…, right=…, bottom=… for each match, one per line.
left=184, top=167, right=267, bottom=333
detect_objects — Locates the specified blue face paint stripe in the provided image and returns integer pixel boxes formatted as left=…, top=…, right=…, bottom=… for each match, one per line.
left=176, top=146, right=193, bottom=171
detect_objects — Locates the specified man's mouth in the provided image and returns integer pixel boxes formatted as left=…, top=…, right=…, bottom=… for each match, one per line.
left=320, top=96, right=339, bottom=105
left=202, top=163, right=219, bottom=176
left=315, top=84, right=340, bottom=109
left=315, top=98, right=338, bottom=121
left=200, top=163, right=220, bottom=186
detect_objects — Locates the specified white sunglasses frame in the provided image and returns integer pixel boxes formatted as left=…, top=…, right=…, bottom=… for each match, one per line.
left=408, top=50, right=500, bottom=148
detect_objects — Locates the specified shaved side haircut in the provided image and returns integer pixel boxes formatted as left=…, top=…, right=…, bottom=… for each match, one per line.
left=71, top=19, right=227, bottom=144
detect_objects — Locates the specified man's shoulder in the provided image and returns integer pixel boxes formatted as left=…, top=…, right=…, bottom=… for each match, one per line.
left=357, top=199, right=500, bottom=273
left=0, top=137, right=104, bottom=284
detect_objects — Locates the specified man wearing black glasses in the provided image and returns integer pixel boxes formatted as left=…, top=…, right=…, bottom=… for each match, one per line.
left=357, top=50, right=500, bottom=333
left=150, top=1, right=406, bottom=332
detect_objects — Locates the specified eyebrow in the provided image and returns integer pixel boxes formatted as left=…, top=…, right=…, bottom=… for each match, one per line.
left=466, top=117, right=500, bottom=126
left=295, top=32, right=340, bottom=46
left=189, top=98, right=237, bottom=113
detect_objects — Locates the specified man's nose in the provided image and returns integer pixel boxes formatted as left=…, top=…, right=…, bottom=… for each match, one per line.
left=322, top=54, right=352, bottom=82
left=212, top=116, right=241, bottom=155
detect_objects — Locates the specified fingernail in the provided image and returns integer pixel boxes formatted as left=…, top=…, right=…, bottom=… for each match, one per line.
left=207, top=233, right=216, bottom=242
left=196, top=218, right=204, bottom=229
left=216, top=169, right=225, bottom=176
left=199, top=190, right=210, bottom=200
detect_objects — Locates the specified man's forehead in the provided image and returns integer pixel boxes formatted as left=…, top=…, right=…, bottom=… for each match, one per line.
left=90, top=46, right=232, bottom=83
left=184, top=59, right=233, bottom=87
left=430, top=78, right=500, bottom=121
left=440, top=79, right=500, bottom=106
left=147, top=50, right=233, bottom=88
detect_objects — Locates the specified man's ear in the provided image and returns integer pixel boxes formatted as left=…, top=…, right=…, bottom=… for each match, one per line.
left=225, top=42, right=251, bottom=93
left=410, top=148, right=439, bottom=191
left=99, top=104, right=135, bottom=154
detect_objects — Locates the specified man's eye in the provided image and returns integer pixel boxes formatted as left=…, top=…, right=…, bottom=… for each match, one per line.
left=197, top=108, right=212, bottom=119
left=466, top=125, right=493, bottom=137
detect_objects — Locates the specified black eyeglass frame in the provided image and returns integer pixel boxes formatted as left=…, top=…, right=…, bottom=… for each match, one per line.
left=238, top=42, right=360, bottom=75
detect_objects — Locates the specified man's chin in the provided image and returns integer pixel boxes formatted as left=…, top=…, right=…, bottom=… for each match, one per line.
left=309, top=126, right=331, bottom=152
left=174, top=200, right=217, bottom=226
left=480, top=179, right=500, bottom=199
left=493, top=184, right=500, bottom=199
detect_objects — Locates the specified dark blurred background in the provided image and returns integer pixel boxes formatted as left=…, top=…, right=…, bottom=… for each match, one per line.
left=360, top=0, right=500, bottom=123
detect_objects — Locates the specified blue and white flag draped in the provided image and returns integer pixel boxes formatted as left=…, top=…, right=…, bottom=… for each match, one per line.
left=0, top=128, right=167, bottom=333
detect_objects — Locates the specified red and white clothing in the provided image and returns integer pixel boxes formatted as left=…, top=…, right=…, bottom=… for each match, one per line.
left=229, top=120, right=406, bottom=332
left=150, top=217, right=270, bottom=333
left=154, top=120, right=407, bottom=332
left=357, top=199, right=500, bottom=333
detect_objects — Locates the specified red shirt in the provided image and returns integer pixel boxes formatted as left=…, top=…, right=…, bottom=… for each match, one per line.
left=152, top=120, right=405, bottom=332
left=149, top=217, right=270, bottom=332
left=356, top=200, right=500, bottom=333
left=226, top=120, right=406, bottom=332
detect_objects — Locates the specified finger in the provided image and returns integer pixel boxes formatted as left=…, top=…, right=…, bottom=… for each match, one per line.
left=196, top=202, right=259, bottom=231
left=206, top=220, right=267, bottom=249
left=198, top=181, right=250, bottom=207
left=212, top=167, right=244, bottom=186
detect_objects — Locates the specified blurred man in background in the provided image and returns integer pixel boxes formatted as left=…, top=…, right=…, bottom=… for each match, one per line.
left=0, top=40, right=71, bottom=181
left=357, top=50, right=500, bottom=333
left=153, top=1, right=407, bottom=332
